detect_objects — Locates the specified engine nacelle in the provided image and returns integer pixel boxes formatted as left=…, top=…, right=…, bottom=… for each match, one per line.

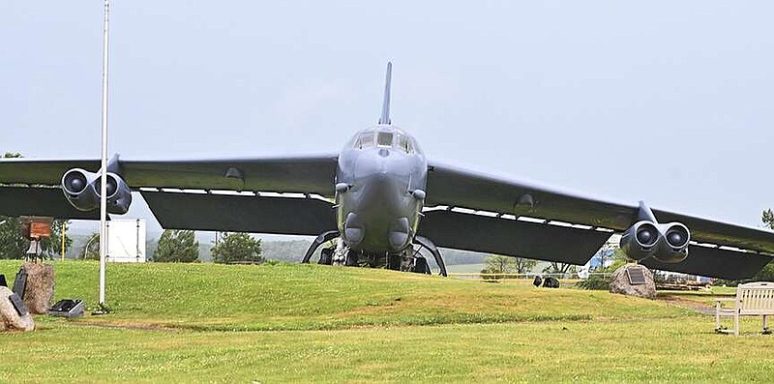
left=61, top=169, right=132, bottom=214
left=619, top=221, right=660, bottom=260
left=652, top=222, right=690, bottom=263
left=620, top=220, right=691, bottom=263
left=61, top=168, right=99, bottom=211
left=95, top=172, right=133, bottom=214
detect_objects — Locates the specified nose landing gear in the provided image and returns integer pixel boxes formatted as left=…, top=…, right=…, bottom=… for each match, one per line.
left=301, top=232, right=447, bottom=277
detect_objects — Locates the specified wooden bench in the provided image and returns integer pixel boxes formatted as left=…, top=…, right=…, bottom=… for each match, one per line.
left=715, top=282, right=774, bottom=336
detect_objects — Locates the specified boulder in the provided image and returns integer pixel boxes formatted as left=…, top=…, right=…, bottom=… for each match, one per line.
left=19, top=263, right=55, bottom=314
left=0, top=286, right=35, bottom=332
left=542, top=276, right=560, bottom=288
left=609, top=263, right=656, bottom=299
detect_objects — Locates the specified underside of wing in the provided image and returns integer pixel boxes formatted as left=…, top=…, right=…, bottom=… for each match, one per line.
left=419, top=210, right=611, bottom=265
left=425, top=162, right=774, bottom=278
left=142, top=190, right=336, bottom=236
left=641, top=245, right=772, bottom=280
left=0, top=186, right=100, bottom=220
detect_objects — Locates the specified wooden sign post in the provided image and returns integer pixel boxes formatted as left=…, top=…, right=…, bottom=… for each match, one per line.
left=20, top=216, right=53, bottom=260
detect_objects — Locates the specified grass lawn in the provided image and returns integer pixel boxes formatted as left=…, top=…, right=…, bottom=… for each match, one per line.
left=0, top=260, right=771, bottom=383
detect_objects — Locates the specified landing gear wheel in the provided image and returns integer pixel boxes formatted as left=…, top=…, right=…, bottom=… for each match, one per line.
left=413, top=257, right=431, bottom=275
left=345, top=250, right=359, bottom=266
left=318, top=248, right=334, bottom=265
left=387, top=253, right=402, bottom=271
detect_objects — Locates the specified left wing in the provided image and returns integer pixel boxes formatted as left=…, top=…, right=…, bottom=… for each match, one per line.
left=422, top=162, right=774, bottom=279
left=0, top=155, right=338, bottom=196
left=0, top=155, right=339, bottom=234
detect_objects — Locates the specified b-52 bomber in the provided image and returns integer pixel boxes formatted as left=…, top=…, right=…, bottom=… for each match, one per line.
left=1, top=63, right=773, bottom=279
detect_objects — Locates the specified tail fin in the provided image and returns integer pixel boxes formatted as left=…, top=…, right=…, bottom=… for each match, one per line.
left=378, top=62, right=392, bottom=125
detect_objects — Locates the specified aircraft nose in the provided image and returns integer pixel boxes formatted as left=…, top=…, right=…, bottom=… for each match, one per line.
left=354, top=150, right=389, bottom=179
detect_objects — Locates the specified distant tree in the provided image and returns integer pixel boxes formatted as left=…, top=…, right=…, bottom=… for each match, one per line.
left=480, top=255, right=520, bottom=279
left=0, top=217, right=26, bottom=259
left=513, top=257, right=537, bottom=274
left=211, top=232, right=263, bottom=264
left=763, top=209, right=774, bottom=230
left=146, top=238, right=158, bottom=260
left=485, top=255, right=517, bottom=273
left=755, top=209, right=774, bottom=281
left=0, top=153, right=26, bottom=258
left=153, top=229, right=199, bottom=262
left=543, top=262, right=573, bottom=275
left=0, top=153, right=71, bottom=259
left=0, top=218, right=71, bottom=259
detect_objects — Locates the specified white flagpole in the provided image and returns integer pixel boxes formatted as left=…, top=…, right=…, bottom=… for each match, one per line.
left=98, top=0, right=111, bottom=309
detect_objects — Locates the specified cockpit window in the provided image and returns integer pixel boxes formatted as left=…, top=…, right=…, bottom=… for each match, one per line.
left=397, top=134, right=412, bottom=153
left=350, top=129, right=421, bottom=154
left=355, top=132, right=375, bottom=149
left=377, top=132, right=393, bottom=147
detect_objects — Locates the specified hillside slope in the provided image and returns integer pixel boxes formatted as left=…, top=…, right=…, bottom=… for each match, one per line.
left=0, top=260, right=688, bottom=331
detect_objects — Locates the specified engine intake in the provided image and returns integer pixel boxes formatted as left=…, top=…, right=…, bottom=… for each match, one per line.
left=61, top=168, right=99, bottom=211
left=96, top=173, right=132, bottom=214
left=619, top=221, right=660, bottom=261
left=653, top=222, right=690, bottom=263
left=61, top=169, right=132, bottom=214
left=620, top=202, right=691, bottom=264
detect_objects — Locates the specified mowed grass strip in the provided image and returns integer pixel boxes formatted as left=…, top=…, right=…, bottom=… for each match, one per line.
left=0, top=260, right=690, bottom=331
left=1, top=318, right=773, bottom=383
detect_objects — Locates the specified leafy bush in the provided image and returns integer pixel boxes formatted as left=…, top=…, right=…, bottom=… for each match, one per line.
left=576, top=274, right=610, bottom=290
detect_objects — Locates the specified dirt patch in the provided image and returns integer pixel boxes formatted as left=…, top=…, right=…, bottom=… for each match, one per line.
left=658, top=294, right=714, bottom=315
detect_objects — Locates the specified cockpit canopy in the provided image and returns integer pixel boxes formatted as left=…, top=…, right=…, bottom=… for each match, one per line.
left=347, top=127, right=422, bottom=154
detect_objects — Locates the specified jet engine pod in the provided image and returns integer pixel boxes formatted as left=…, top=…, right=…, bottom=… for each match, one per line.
left=652, top=222, right=690, bottom=263
left=95, top=172, right=132, bottom=214
left=619, top=221, right=660, bottom=261
left=61, top=168, right=99, bottom=211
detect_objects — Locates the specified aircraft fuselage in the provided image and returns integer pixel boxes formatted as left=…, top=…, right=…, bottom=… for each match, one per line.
left=335, top=125, right=427, bottom=255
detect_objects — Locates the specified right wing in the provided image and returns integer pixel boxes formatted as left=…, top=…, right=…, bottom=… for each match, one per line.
left=422, top=162, right=774, bottom=279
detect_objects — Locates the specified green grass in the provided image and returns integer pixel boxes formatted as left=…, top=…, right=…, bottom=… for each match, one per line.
left=0, top=260, right=688, bottom=331
left=0, top=260, right=771, bottom=383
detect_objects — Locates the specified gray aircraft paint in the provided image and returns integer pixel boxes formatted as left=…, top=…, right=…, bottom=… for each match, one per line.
left=336, top=64, right=428, bottom=254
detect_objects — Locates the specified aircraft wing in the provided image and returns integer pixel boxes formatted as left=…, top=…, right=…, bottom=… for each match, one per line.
left=422, top=162, right=774, bottom=279
left=0, top=155, right=339, bottom=234
left=0, top=155, right=338, bottom=195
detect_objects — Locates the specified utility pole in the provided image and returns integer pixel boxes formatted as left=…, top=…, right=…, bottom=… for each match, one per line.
left=60, top=221, right=66, bottom=261
left=97, top=0, right=111, bottom=313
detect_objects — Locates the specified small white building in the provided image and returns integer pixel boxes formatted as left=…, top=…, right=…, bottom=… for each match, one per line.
left=106, top=219, right=146, bottom=263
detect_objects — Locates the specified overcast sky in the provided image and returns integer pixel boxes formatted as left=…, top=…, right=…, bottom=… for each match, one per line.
left=1, top=1, right=772, bottom=237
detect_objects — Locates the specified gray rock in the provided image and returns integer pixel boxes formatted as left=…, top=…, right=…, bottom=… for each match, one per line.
left=0, top=286, right=35, bottom=332
left=609, top=263, right=656, bottom=299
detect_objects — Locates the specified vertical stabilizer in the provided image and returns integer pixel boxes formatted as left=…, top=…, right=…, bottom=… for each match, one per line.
left=378, top=62, right=392, bottom=125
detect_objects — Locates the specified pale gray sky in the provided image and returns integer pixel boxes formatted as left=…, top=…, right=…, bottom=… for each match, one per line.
left=1, top=1, right=772, bottom=237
